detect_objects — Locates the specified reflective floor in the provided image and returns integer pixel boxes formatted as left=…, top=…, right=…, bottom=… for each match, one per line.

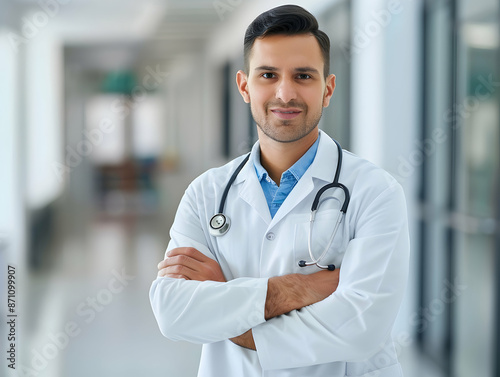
left=22, top=214, right=444, bottom=377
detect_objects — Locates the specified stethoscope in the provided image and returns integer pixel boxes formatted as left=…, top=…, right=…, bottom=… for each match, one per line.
left=209, top=138, right=350, bottom=271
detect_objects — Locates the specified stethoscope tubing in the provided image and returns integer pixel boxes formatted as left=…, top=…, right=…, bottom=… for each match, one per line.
left=218, top=154, right=250, bottom=214
left=209, top=137, right=350, bottom=271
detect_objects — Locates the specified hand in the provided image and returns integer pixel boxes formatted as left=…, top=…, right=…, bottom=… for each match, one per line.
left=230, top=330, right=256, bottom=351
left=157, top=247, right=226, bottom=282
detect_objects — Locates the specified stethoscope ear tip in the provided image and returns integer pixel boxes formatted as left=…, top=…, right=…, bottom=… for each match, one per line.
left=298, top=260, right=307, bottom=268
left=327, top=264, right=336, bottom=271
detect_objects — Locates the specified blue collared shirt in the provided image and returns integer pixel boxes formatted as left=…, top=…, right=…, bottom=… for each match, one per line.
left=253, top=135, right=320, bottom=218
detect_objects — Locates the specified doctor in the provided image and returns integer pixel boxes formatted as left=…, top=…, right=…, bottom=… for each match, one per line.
left=150, top=4, right=410, bottom=377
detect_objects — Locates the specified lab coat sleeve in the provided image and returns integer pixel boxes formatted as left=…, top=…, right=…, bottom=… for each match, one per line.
left=149, top=184, right=268, bottom=344
left=252, top=182, right=410, bottom=370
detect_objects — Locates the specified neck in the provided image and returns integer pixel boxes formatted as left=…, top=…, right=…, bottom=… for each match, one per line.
left=258, top=129, right=319, bottom=185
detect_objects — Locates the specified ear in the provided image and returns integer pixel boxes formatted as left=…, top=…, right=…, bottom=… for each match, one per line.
left=322, top=74, right=336, bottom=108
left=236, top=70, right=250, bottom=103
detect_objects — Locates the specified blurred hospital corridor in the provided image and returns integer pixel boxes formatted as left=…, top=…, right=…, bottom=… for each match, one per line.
left=21, top=208, right=443, bottom=377
left=2, top=0, right=500, bottom=376
left=22, top=211, right=202, bottom=377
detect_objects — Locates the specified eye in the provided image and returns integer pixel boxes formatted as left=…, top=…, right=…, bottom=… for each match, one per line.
left=297, top=74, right=312, bottom=80
left=262, top=72, right=276, bottom=79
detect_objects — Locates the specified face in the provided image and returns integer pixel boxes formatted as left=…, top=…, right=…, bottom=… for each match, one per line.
left=237, top=34, right=335, bottom=144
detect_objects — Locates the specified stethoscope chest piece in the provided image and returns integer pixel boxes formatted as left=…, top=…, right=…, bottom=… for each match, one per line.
left=209, top=213, right=230, bottom=237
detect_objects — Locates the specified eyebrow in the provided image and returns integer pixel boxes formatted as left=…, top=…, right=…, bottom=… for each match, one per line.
left=295, top=67, right=320, bottom=75
left=254, top=65, right=278, bottom=72
left=254, top=66, right=320, bottom=75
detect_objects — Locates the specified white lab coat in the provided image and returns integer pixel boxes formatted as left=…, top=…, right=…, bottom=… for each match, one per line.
left=150, top=130, right=410, bottom=377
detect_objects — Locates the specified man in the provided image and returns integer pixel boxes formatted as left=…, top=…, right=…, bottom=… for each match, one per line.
left=150, top=5, right=409, bottom=376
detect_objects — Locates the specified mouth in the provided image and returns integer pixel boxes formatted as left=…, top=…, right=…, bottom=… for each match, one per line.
left=270, top=108, right=302, bottom=120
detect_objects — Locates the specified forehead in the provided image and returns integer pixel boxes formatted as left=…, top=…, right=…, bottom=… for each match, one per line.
left=249, top=34, right=324, bottom=71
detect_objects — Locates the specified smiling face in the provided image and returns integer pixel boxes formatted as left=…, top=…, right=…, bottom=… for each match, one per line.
left=237, top=33, right=335, bottom=145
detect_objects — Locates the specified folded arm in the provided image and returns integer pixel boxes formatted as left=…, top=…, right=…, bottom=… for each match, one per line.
left=150, top=183, right=340, bottom=346
left=156, top=246, right=340, bottom=350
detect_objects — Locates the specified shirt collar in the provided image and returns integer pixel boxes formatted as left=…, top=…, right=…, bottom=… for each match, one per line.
left=253, top=149, right=268, bottom=181
left=252, top=133, right=321, bottom=184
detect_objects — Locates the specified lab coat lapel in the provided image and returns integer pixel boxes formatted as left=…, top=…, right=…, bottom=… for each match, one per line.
left=234, top=147, right=272, bottom=225
left=269, top=131, right=339, bottom=228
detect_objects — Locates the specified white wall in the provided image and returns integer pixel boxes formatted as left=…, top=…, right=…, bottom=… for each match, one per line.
left=350, top=0, right=387, bottom=165
left=25, top=29, right=64, bottom=210
left=382, top=0, right=422, bottom=341
left=0, top=25, right=27, bottom=375
left=0, top=1, right=19, bottom=30
left=0, top=29, right=26, bottom=266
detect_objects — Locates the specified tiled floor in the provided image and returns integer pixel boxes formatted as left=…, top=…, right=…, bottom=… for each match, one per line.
left=22, top=214, right=444, bottom=377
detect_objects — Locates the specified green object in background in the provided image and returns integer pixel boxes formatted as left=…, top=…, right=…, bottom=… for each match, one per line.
left=101, top=71, right=137, bottom=95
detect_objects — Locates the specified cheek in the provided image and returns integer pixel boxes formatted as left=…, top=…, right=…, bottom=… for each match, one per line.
left=248, top=82, right=274, bottom=103
left=248, top=91, right=269, bottom=110
left=307, top=91, right=327, bottom=110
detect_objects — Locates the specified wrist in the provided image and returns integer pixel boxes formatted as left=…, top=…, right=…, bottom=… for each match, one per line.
left=265, top=274, right=308, bottom=320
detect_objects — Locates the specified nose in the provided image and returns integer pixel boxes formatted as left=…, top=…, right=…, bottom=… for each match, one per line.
left=275, top=78, right=297, bottom=103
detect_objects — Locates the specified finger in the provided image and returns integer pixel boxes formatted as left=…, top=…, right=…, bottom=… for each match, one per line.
left=157, top=257, right=178, bottom=270
left=159, top=255, right=202, bottom=272
left=167, top=275, right=189, bottom=280
left=163, top=273, right=189, bottom=280
left=156, top=257, right=168, bottom=270
left=166, top=247, right=211, bottom=263
left=158, top=267, right=191, bottom=279
left=158, top=264, right=198, bottom=279
left=158, top=267, right=172, bottom=277
left=158, top=254, right=196, bottom=270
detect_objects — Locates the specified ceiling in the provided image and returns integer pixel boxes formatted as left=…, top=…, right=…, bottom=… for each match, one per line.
left=11, top=0, right=230, bottom=71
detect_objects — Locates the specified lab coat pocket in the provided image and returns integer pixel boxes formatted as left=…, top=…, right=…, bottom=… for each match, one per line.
left=292, top=207, right=346, bottom=274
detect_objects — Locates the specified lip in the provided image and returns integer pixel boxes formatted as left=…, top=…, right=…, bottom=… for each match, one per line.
left=270, top=108, right=302, bottom=120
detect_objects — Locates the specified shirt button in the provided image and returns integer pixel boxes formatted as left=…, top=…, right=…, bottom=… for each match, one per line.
left=266, top=232, right=276, bottom=241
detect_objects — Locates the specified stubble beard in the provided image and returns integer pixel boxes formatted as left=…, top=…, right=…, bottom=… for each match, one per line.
left=251, top=102, right=323, bottom=143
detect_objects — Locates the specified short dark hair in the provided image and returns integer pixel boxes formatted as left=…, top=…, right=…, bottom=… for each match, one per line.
left=243, top=5, right=330, bottom=78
